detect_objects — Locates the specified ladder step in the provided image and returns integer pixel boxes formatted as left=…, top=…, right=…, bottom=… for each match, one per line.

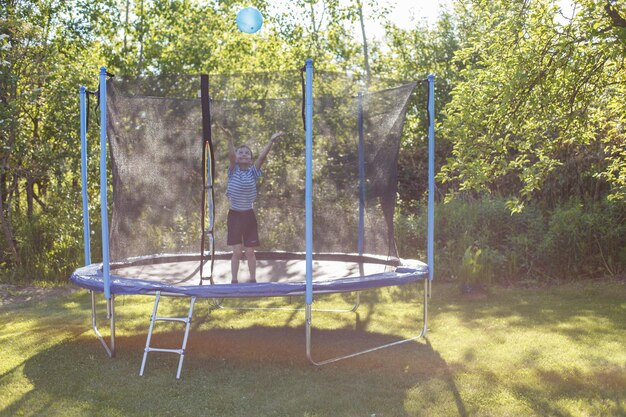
left=154, top=316, right=188, bottom=323
left=145, top=347, right=184, bottom=354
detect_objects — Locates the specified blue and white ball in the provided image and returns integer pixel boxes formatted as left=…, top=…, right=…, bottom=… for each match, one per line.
left=236, top=7, right=263, bottom=34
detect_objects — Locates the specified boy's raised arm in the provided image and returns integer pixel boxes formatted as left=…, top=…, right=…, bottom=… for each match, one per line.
left=255, top=132, right=284, bottom=169
left=228, top=137, right=236, bottom=169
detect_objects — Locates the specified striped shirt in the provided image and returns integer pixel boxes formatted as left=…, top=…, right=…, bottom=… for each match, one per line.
left=226, top=165, right=262, bottom=211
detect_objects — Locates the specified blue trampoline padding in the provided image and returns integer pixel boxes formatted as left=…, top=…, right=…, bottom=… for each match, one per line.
left=70, top=254, right=428, bottom=298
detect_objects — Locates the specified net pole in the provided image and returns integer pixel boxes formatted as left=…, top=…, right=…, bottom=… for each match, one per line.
left=99, top=67, right=111, bottom=300
left=427, top=74, right=435, bottom=285
left=304, top=59, right=314, bottom=305
left=357, top=92, right=365, bottom=256
left=79, top=86, right=91, bottom=266
left=207, top=143, right=215, bottom=273
left=200, top=74, right=215, bottom=284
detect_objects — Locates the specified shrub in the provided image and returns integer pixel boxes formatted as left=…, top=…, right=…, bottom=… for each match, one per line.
left=395, top=196, right=626, bottom=286
left=539, top=200, right=626, bottom=279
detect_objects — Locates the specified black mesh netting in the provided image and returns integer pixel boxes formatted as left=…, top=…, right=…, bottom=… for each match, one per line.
left=106, top=70, right=423, bottom=263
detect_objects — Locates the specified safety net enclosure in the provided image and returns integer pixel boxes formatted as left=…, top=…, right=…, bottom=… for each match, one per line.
left=71, top=61, right=435, bottom=375
left=71, top=65, right=432, bottom=297
left=105, top=70, right=420, bottom=264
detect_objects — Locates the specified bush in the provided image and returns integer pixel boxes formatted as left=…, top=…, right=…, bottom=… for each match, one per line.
left=8, top=212, right=83, bottom=284
left=539, top=200, right=626, bottom=279
left=395, top=197, right=626, bottom=286
left=3, top=192, right=624, bottom=286
left=0, top=193, right=102, bottom=285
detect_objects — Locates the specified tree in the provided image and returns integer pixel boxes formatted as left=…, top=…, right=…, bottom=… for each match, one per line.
left=0, top=0, right=110, bottom=279
left=439, top=0, right=626, bottom=210
left=378, top=10, right=462, bottom=205
left=0, top=0, right=374, bottom=282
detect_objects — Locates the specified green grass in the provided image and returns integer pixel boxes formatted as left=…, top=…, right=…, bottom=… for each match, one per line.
left=0, top=280, right=625, bottom=417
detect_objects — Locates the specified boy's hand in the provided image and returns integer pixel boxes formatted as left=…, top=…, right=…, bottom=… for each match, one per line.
left=270, top=132, right=284, bottom=142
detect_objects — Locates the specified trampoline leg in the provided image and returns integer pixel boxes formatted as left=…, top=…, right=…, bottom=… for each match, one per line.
left=306, top=279, right=428, bottom=366
left=90, top=290, right=115, bottom=357
left=140, top=292, right=197, bottom=379
left=350, top=292, right=361, bottom=312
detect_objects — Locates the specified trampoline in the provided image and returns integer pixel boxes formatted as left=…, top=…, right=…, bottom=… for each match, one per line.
left=71, top=252, right=428, bottom=297
left=73, top=60, right=435, bottom=378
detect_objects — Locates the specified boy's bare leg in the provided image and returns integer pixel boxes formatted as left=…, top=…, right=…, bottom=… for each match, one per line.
left=231, top=244, right=243, bottom=283
left=245, top=247, right=256, bottom=282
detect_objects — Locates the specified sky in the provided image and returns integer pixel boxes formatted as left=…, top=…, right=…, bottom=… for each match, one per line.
left=269, top=0, right=575, bottom=40
left=269, top=0, right=454, bottom=40
left=365, top=0, right=576, bottom=35
left=374, top=0, right=453, bottom=29
left=364, top=0, right=454, bottom=40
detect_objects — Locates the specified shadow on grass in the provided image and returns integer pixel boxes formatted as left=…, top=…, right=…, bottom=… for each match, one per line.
left=4, top=326, right=469, bottom=417
left=425, top=281, right=626, bottom=341
left=512, top=367, right=626, bottom=417
left=3, top=282, right=626, bottom=416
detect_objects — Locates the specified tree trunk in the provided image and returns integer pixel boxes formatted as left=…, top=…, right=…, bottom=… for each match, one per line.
left=0, top=171, right=6, bottom=209
left=0, top=175, right=22, bottom=268
left=26, top=177, right=34, bottom=219
left=123, top=0, right=130, bottom=52
left=308, top=2, right=320, bottom=51
left=357, top=2, right=371, bottom=84
left=605, top=1, right=626, bottom=27
left=137, top=0, right=144, bottom=74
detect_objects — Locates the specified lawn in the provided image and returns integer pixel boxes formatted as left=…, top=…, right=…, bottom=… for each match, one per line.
left=0, top=279, right=624, bottom=417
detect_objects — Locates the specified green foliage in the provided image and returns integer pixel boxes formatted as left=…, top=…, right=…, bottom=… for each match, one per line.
left=2, top=0, right=626, bottom=284
left=458, top=245, right=506, bottom=289
left=439, top=0, right=626, bottom=207
left=0, top=0, right=382, bottom=283
left=0, top=0, right=108, bottom=282
left=396, top=197, right=626, bottom=286
left=539, top=199, right=626, bottom=279
left=459, top=245, right=483, bottom=287
left=381, top=11, right=461, bottom=203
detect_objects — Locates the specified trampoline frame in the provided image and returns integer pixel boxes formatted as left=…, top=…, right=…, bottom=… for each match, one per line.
left=77, top=60, right=436, bottom=376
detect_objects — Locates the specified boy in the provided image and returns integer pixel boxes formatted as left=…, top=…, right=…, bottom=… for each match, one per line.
left=226, top=131, right=284, bottom=283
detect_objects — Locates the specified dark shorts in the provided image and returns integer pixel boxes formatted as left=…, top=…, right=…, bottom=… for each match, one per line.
left=227, top=209, right=260, bottom=247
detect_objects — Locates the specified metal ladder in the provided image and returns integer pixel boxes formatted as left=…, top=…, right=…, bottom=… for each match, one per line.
left=139, top=291, right=196, bottom=379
